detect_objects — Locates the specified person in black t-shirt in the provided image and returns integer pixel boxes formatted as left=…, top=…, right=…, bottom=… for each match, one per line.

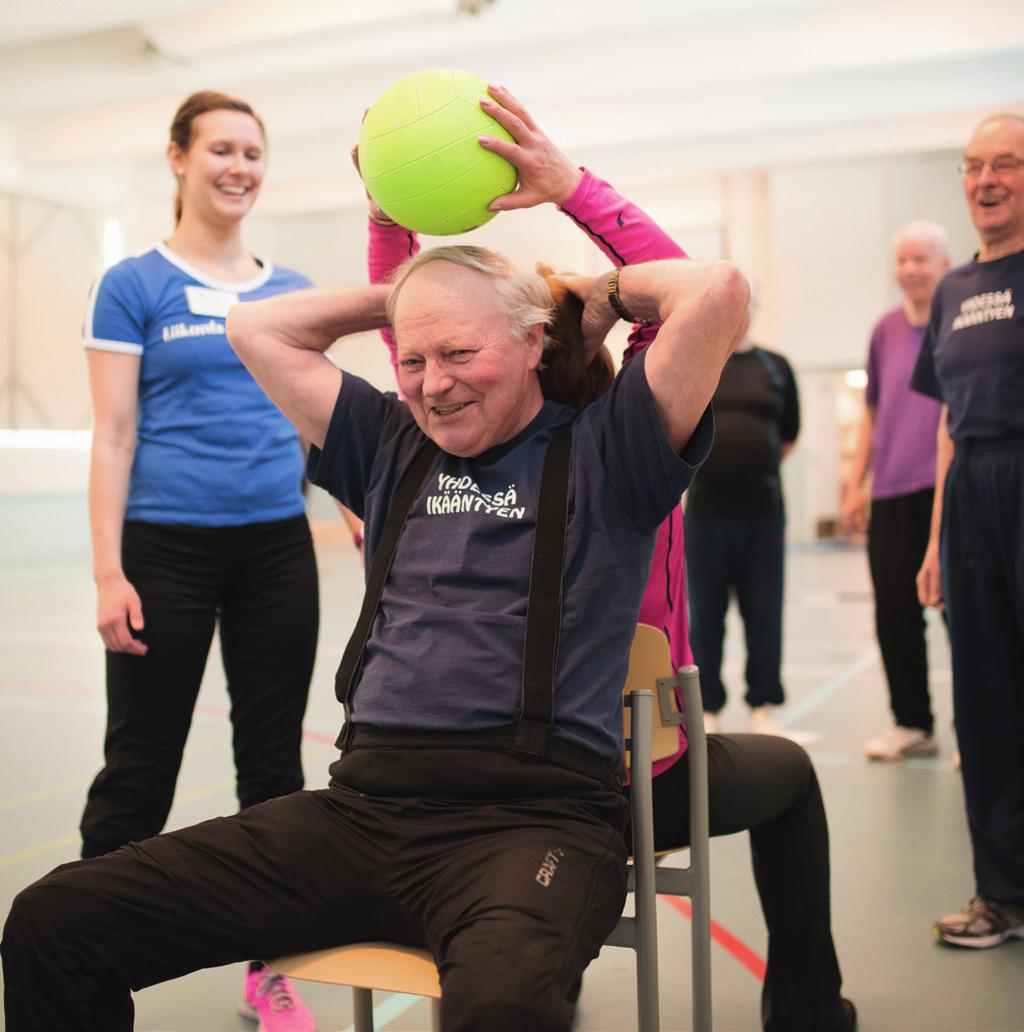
left=684, top=301, right=801, bottom=736
left=912, top=112, right=1024, bottom=951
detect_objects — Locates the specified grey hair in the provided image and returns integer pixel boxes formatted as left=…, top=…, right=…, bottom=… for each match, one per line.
left=890, top=220, right=950, bottom=259
left=385, top=245, right=554, bottom=342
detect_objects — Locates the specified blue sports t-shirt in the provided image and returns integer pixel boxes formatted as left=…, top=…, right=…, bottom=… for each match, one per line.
left=308, top=351, right=713, bottom=763
left=83, top=244, right=311, bottom=526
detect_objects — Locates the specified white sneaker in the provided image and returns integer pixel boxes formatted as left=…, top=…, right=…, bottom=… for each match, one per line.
left=749, top=704, right=783, bottom=735
left=864, top=725, right=938, bottom=761
left=703, top=711, right=720, bottom=734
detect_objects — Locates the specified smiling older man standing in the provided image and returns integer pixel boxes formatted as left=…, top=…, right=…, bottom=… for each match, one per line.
left=913, top=113, right=1024, bottom=950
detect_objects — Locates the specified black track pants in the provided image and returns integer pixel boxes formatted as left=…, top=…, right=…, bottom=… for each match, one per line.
left=5, top=749, right=628, bottom=1032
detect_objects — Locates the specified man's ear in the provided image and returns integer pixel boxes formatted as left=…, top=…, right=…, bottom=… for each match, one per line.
left=525, top=324, right=546, bottom=370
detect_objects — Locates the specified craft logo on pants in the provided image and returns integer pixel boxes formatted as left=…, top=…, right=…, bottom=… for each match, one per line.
left=535, top=847, right=565, bottom=887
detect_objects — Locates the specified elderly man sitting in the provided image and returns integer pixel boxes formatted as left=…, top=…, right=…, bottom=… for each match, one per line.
left=3, top=247, right=744, bottom=1032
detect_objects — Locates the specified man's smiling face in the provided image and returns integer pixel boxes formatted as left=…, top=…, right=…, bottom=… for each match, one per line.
left=393, top=261, right=545, bottom=458
left=962, top=116, right=1024, bottom=251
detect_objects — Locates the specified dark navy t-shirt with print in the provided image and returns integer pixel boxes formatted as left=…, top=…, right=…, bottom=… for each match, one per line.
left=308, top=351, right=712, bottom=764
left=912, top=249, right=1024, bottom=441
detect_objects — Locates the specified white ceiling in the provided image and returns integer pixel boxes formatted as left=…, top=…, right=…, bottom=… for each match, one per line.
left=1, top=0, right=1023, bottom=214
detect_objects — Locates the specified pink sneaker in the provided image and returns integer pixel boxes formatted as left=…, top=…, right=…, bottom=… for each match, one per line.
left=239, top=963, right=316, bottom=1032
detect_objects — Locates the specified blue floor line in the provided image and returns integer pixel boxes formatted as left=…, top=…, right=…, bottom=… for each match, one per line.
left=780, top=648, right=878, bottom=728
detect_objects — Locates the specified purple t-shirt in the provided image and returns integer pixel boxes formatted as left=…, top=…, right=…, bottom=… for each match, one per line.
left=865, top=307, right=942, bottom=499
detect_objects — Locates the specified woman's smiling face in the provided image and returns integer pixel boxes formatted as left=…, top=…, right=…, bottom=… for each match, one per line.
left=171, top=109, right=265, bottom=226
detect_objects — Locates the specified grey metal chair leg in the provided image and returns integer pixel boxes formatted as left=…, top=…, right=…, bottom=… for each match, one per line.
left=679, top=667, right=712, bottom=1032
left=630, top=690, right=660, bottom=1032
left=430, top=995, right=442, bottom=1030
left=353, top=987, right=375, bottom=1032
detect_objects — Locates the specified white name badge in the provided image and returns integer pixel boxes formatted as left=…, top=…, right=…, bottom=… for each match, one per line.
left=185, top=286, right=239, bottom=318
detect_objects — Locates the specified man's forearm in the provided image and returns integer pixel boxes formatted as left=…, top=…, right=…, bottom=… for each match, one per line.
left=228, top=284, right=391, bottom=356
left=917, top=407, right=953, bottom=608
left=226, top=284, right=391, bottom=451
left=928, top=410, right=954, bottom=546
left=617, top=259, right=749, bottom=453
left=615, top=259, right=740, bottom=326
left=848, top=406, right=875, bottom=488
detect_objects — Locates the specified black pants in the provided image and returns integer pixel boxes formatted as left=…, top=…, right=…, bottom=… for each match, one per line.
left=79, top=516, right=319, bottom=857
left=942, top=439, right=1024, bottom=904
left=628, top=733, right=846, bottom=1032
left=867, top=487, right=937, bottom=733
left=3, top=749, right=628, bottom=1032
left=684, top=511, right=786, bottom=712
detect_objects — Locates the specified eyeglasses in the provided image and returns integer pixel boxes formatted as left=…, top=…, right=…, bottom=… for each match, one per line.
left=958, top=155, right=1024, bottom=178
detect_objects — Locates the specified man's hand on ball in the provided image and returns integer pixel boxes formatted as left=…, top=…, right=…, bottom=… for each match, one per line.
left=479, top=84, right=583, bottom=212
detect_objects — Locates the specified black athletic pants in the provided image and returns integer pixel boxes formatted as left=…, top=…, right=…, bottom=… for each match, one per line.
left=942, top=439, right=1024, bottom=904
left=79, top=516, right=319, bottom=857
left=3, top=749, right=628, bottom=1032
left=629, top=733, right=847, bottom=1032
left=867, top=487, right=937, bottom=734
left=683, top=511, right=786, bottom=713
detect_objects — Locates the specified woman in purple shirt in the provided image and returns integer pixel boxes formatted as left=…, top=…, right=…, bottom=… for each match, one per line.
left=841, top=221, right=949, bottom=762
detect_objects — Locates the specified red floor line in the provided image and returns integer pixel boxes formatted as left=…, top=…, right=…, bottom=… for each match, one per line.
left=299, top=727, right=338, bottom=746
left=660, top=895, right=767, bottom=981
left=195, top=706, right=337, bottom=747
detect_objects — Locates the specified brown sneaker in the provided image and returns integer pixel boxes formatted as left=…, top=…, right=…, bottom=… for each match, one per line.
left=933, top=896, right=1024, bottom=948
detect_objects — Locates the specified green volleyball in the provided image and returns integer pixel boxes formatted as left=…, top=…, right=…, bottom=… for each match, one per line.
left=358, top=68, right=518, bottom=236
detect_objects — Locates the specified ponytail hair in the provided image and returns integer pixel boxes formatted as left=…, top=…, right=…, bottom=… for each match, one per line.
left=536, top=264, right=615, bottom=412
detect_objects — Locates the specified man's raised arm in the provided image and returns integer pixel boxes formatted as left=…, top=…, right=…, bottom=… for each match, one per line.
left=576, top=260, right=749, bottom=453
left=226, top=284, right=391, bottom=449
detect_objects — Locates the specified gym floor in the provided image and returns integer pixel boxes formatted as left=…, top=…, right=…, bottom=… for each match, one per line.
left=1, top=523, right=1022, bottom=1031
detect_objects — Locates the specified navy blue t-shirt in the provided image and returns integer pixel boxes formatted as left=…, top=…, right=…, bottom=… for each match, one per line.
left=912, top=249, right=1024, bottom=441
left=308, top=351, right=712, bottom=763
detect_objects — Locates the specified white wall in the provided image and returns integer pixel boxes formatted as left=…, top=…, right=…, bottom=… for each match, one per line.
left=0, top=191, right=104, bottom=431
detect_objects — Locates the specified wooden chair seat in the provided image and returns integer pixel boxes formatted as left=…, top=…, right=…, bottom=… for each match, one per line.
left=271, top=942, right=440, bottom=998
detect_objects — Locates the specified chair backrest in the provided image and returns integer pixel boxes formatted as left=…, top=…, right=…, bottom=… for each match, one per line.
left=623, top=622, right=686, bottom=766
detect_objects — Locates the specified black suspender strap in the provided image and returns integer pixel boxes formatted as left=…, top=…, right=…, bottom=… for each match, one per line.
left=514, top=421, right=574, bottom=756
left=334, top=420, right=575, bottom=760
left=334, top=438, right=439, bottom=734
